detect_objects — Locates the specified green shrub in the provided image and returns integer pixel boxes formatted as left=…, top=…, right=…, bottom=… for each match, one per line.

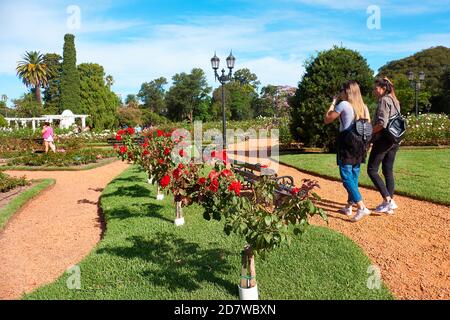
left=0, top=115, right=7, bottom=128
left=7, top=148, right=116, bottom=167
left=0, top=172, right=29, bottom=193
left=290, top=46, right=375, bottom=150
left=403, top=113, right=450, bottom=145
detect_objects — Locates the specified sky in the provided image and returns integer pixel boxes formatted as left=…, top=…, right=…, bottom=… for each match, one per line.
left=0, top=0, right=449, bottom=106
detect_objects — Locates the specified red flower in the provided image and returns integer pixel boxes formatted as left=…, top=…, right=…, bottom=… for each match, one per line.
left=208, top=170, right=219, bottom=181
left=220, top=169, right=233, bottom=177
left=119, top=146, right=127, bottom=155
left=157, top=130, right=164, bottom=137
left=117, top=129, right=125, bottom=136
left=179, top=149, right=187, bottom=157
left=142, top=150, right=150, bottom=156
left=158, top=159, right=164, bottom=165
left=160, top=175, right=171, bottom=188
left=209, top=179, right=219, bottom=193
left=127, top=127, right=135, bottom=135
left=178, top=163, right=184, bottom=170
left=116, top=135, right=122, bottom=141
left=228, top=181, right=242, bottom=196
left=198, top=177, right=207, bottom=185
left=172, top=168, right=182, bottom=179
left=211, top=151, right=216, bottom=157
left=164, top=148, right=171, bottom=156
left=290, top=187, right=300, bottom=196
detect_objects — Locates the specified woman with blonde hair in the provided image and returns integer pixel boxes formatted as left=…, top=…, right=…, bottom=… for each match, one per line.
left=324, top=80, right=371, bottom=222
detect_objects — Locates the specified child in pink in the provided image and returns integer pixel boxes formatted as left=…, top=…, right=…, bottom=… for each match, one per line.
left=42, top=122, right=56, bottom=153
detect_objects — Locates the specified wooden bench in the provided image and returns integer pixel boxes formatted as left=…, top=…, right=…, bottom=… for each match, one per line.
left=231, top=162, right=295, bottom=200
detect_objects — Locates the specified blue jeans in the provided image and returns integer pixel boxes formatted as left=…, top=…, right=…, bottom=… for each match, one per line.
left=339, top=163, right=363, bottom=204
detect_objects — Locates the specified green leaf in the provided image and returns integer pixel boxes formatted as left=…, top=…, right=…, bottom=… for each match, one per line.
left=264, top=215, right=272, bottom=226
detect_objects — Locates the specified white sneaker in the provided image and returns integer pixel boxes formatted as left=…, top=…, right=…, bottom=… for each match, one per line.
left=389, top=199, right=398, bottom=210
left=375, top=201, right=391, bottom=213
left=339, top=206, right=353, bottom=216
left=352, top=208, right=371, bottom=222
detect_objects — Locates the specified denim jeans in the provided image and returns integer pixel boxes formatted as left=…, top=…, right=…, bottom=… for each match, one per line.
left=339, top=163, right=363, bottom=204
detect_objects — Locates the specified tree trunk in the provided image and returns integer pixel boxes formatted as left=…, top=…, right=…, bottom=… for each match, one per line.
left=241, top=245, right=257, bottom=288
left=35, top=83, right=42, bottom=105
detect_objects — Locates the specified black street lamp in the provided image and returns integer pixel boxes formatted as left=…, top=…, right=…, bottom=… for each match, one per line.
left=211, top=51, right=235, bottom=150
left=408, top=70, right=425, bottom=116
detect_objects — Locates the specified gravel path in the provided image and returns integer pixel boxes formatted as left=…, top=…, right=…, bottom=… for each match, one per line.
left=228, top=139, right=450, bottom=300
left=0, top=160, right=129, bottom=299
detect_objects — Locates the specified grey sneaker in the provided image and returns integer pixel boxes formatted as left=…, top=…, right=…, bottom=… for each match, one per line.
left=375, top=201, right=391, bottom=213
left=352, top=208, right=371, bottom=222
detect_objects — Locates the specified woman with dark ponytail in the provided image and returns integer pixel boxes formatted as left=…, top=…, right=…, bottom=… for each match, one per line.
left=367, top=77, right=401, bottom=215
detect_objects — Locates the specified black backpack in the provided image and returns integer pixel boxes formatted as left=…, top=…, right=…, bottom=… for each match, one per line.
left=339, top=109, right=373, bottom=163
left=386, top=97, right=407, bottom=144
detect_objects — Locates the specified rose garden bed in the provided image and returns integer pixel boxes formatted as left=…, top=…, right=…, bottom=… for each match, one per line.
left=24, top=165, right=393, bottom=300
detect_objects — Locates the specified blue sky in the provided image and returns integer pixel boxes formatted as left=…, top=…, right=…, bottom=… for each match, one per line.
left=1, top=0, right=449, bottom=106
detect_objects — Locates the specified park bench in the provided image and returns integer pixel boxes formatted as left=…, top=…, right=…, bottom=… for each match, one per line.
left=231, top=161, right=295, bottom=201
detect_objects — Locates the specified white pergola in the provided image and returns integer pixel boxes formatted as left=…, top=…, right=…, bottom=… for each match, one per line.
left=5, top=110, right=89, bottom=131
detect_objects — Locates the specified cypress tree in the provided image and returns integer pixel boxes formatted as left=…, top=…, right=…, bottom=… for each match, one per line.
left=60, top=34, right=80, bottom=113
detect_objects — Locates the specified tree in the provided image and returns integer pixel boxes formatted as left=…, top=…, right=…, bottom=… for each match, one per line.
left=125, top=94, right=139, bottom=107
left=439, top=69, right=450, bottom=114
left=60, top=34, right=80, bottom=113
left=105, top=74, right=114, bottom=89
left=117, top=105, right=143, bottom=127
left=43, top=53, right=62, bottom=114
left=233, top=68, right=260, bottom=89
left=0, top=114, right=7, bottom=127
left=166, top=69, right=211, bottom=122
left=211, top=81, right=256, bottom=121
left=12, top=93, right=44, bottom=118
left=290, top=46, right=374, bottom=150
left=378, top=46, right=450, bottom=113
left=137, top=77, right=168, bottom=115
left=16, top=51, right=52, bottom=105
left=78, top=63, right=120, bottom=129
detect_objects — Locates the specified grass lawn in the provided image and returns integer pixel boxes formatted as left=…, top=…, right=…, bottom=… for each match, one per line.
left=0, top=179, right=55, bottom=230
left=25, top=166, right=392, bottom=300
left=280, top=148, right=450, bottom=205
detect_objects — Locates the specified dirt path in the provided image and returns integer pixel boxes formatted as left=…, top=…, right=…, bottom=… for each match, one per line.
left=0, top=160, right=129, bottom=300
left=228, top=139, right=450, bottom=300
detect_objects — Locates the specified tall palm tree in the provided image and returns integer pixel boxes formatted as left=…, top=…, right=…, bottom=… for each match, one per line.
left=16, top=51, right=52, bottom=105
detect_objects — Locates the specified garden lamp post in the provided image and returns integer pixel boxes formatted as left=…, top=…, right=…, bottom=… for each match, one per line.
left=1, top=94, right=7, bottom=117
left=211, top=51, right=235, bottom=150
left=408, top=71, right=425, bottom=116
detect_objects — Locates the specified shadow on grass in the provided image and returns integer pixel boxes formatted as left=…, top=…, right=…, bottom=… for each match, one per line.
left=97, top=232, right=237, bottom=296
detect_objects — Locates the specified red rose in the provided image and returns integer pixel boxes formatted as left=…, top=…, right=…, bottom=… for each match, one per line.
left=116, top=135, right=122, bottom=141
left=290, top=187, right=300, bottom=196
left=117, top=129, right=125, bottom=135
left=220, top=169, right=232, bottom=177
left=127, top=127, right=135, bottom=135
left=178, top=163, right=184, bottom=170
left=228, top=181, right=242, bottom=196
left=157, top=130, right=164, bottom=137
left=198, top=177, right=207, bottom=185
left=208, top=170, right=219, bottom=181
left=142, top=150, right=150, bottom=156
left=119, top=146, right=127, bottom=155
left=209, top=179, right=219, bottom=193
left=179, top=149, right=187, bottom=157
left=172, top=168, right=182, bottom=179
left=160, top=175, right=171, bottom=188
left=164, top=148, right=171, bottom=156
left=211, top=151, right=216, bottom=157
left=158, top=159, right=164, bottom=165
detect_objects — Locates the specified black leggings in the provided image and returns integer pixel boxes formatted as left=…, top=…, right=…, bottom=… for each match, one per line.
left=367, top=142, right=399, bottom=199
